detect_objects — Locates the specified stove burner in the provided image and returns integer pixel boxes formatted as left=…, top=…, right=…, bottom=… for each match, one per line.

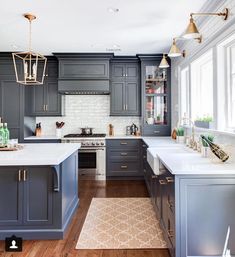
left=64, top=133, right=106, bottom=138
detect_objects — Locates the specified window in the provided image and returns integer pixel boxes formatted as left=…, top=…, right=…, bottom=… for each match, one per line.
left=190, top=50, right=213, bottom=121
left=179, top=67, right=189, bottom=120
left=227, top=43, right=235, bottom=129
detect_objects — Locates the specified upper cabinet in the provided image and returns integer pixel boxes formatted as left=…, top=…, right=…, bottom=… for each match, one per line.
left=0, top=57, right=24, bottom=142
left=110, top=60, right=141, bottom=116
left=59, top=59, right=109, bottom=79
left=25, top=58, right=64, bottom=117
left=139, top=55, right=171, bottom=136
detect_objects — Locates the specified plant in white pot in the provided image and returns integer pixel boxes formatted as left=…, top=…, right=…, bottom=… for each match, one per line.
left=200, top=134, right=214, bottom=157
left=195, top=116, right=214, bottom=129
left=176, top=127, right=185, bottom=144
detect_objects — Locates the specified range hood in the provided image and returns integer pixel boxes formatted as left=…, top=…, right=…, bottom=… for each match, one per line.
left=58, top=80, right=110, bottom=95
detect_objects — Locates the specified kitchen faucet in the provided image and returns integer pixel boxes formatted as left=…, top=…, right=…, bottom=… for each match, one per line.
left=177, top=117, right=196, bottom=148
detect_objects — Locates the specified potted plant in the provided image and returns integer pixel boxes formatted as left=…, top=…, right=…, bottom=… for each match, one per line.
left=176, top=127, right=185, bottom=144
left=194, top=116, right=214, bottom=129
left=201, top=134, right=214, bottom=157
left=156, top=114, right=161, bottom=124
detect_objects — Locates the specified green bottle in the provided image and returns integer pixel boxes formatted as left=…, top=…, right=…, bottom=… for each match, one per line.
left=0, top=123, right=5, bottom=148
left=3, top=123, right=9, bottom=147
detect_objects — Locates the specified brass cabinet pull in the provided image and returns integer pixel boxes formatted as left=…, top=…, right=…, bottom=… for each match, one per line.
left=45, top=104, right=48, bottom=111
left=152, top=175, right=158, bottom=179
left=120, top=152, right=128, bottom=156
left=159, top=179, right=167, bottom=185
left=120, top=142, right=127, bottom=145
left=121, top=165, right=128, bottom=169
left=167, top=230, right=174, bottom=238
left=143, top=169, right=146, bottom=173
left=18, top=170, right=22, bottom=182
left=167, top=200, right=174, bottom=209
left=143, top=155, right=146, bottom=159
left=166, top=177, right=174, bottom=183
left=23, top=169, right=27, bottom=181
left=154, top=130, right=160, bottom=134
left=142, top=144, right=147, bottom=148
left=125, top=104, right=128, bottom=110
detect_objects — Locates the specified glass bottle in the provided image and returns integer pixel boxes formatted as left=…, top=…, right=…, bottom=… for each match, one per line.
left=0, top=123, right=5, bottom=148
left=3, top=123, right=10, bottom=147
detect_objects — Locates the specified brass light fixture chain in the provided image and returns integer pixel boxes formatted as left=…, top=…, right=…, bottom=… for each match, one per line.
left=29, top=19, right=32, bottom=53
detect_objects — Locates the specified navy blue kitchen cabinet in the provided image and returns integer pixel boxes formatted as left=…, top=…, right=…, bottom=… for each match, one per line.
left=0, top=166, right=53, bottom=227
left=0, top=151, right=79, bottom=239
left=106, top=139, right=143, bottom=178
left=138, top=55, right=171, bottom=136
left=110, top=60, right=141, bottom=116
left=0, top=57, right=25, bottom=142
left=25, top=58, right=64, bottom=116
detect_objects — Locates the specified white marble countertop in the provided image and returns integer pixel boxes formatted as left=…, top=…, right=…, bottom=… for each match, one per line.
left=148, top=145, right=235, bottom=175
left=0, top=143, right=81, bottom=166
left=24, top=136, right=61, bottom=140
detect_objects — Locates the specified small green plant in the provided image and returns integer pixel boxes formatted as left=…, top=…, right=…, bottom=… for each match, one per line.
left=176, top=127, right=184, bottom=136
left=196, top=116, right=213, bottom=122
left=156, top=114, right=161, bottom=121
left=200, top=134, right=214, bottom=147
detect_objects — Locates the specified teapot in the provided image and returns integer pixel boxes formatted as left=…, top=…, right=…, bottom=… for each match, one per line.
left=130, top=123, right=138, bottom=135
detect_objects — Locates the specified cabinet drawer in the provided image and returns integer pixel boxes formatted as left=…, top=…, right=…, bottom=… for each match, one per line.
left=107, top=162, right=140, bottom=176
left=108, top=149, right=139, bottom=161
left=106, top=139, right=140, bottom=148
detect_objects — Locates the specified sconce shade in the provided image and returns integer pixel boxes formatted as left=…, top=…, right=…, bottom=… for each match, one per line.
left=168, top=39, right=182, bottom=57
left=12, top=52, right=47, bottom=85
left=159, top=54, right=169, bottom=68
left=183, top=17, right=201, bottom=39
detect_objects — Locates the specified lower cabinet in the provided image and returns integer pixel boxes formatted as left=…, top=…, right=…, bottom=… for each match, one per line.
left=0, top=166, right=53, bottom=227
left=106, top=139, right=143, bottom=178
left=143, top=159, right=175, bottom=257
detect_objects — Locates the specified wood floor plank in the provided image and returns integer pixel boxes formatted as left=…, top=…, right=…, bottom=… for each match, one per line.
left=0, top=180, right=170, bottom=257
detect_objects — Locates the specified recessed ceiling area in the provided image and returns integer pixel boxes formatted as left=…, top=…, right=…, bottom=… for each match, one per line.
left=0, top=0, right=207, bottom=55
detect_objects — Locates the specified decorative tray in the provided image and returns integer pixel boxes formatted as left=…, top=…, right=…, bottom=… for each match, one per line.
left=0, top=145, right=24, bottom=151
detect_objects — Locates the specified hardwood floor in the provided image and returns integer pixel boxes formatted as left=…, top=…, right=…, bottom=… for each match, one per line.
left=0, top=180, right=170, bottom=257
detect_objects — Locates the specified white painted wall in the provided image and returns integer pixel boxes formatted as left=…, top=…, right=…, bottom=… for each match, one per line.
left=171, top=0, right=235, bottom=144
left=36, top=95, right=140, bottom=136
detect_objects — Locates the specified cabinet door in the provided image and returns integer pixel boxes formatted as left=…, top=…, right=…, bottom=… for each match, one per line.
left=110, top=81, right=125, bottom=115
left=32, top=84, right=45, bottom=114
left=0, top=167, right=23, bottom=226
left=45, top=80, right=62, bottom=116
left=23, top=167, right=53, bottom=226
left=59, top=60, right=109, bottom=79
left=125, top=81, right=140, bottom=116
left=112, top=64, right=125, bottom=80
left=126, top=64, right=139, bottom=81
left=0, top=79, right=24, bottom=140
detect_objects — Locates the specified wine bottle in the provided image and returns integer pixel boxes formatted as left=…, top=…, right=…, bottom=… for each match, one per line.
left=200, top=135, right=229, bottom=162
left=3, top=123, right=10, bottom=147
left=0, top=123, right=5, bottom=148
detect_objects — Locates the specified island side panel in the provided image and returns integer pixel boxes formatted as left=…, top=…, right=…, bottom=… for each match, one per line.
left=176, top=175, right=235, bottom=257
left=61, top=150, right=79, bottom=231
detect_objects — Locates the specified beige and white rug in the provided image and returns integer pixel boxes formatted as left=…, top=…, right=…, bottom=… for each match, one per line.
left=76, top=198, right=167, bottom=249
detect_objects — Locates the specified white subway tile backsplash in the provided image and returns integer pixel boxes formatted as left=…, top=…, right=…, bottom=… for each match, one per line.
left=36, top=95, right=140, bottom=136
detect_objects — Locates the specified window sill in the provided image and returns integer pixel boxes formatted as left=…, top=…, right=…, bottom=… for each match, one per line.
left=182, top=125, right=235, bottom=137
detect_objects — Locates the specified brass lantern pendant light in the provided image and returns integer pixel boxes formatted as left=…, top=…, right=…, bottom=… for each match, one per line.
left=159, top=54, right=170, bottom=69
left=12, top=13, right=47, bottom=85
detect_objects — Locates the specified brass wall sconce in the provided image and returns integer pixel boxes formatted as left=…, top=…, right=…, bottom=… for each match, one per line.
left=183, top=8, right=229, bottom=39
left=168, top=38, right=186, bottom=58
left=159, top=54, right=170, bottom=68
left=12, top=13, right=47, bottom=85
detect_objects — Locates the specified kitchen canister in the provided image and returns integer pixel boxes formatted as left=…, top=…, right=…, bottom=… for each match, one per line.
left=56, top=128, right=62, bottom=138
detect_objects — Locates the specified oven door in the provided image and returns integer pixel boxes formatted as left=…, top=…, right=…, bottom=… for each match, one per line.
left=78, top=147, right=105, bottom=179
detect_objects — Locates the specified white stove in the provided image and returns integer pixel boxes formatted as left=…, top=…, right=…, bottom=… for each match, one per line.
left=61, top=134, right=106, bottom=180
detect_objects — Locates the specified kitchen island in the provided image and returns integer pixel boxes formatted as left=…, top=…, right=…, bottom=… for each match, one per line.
left=0, top=143, right=81, bottom=239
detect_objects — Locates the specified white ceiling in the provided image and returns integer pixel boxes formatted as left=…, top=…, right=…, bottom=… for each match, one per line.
left=0, top=0, right=207, bottom=55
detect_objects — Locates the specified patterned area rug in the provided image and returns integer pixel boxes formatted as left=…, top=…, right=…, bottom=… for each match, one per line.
left=76, top=198, right=167, bottom=249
